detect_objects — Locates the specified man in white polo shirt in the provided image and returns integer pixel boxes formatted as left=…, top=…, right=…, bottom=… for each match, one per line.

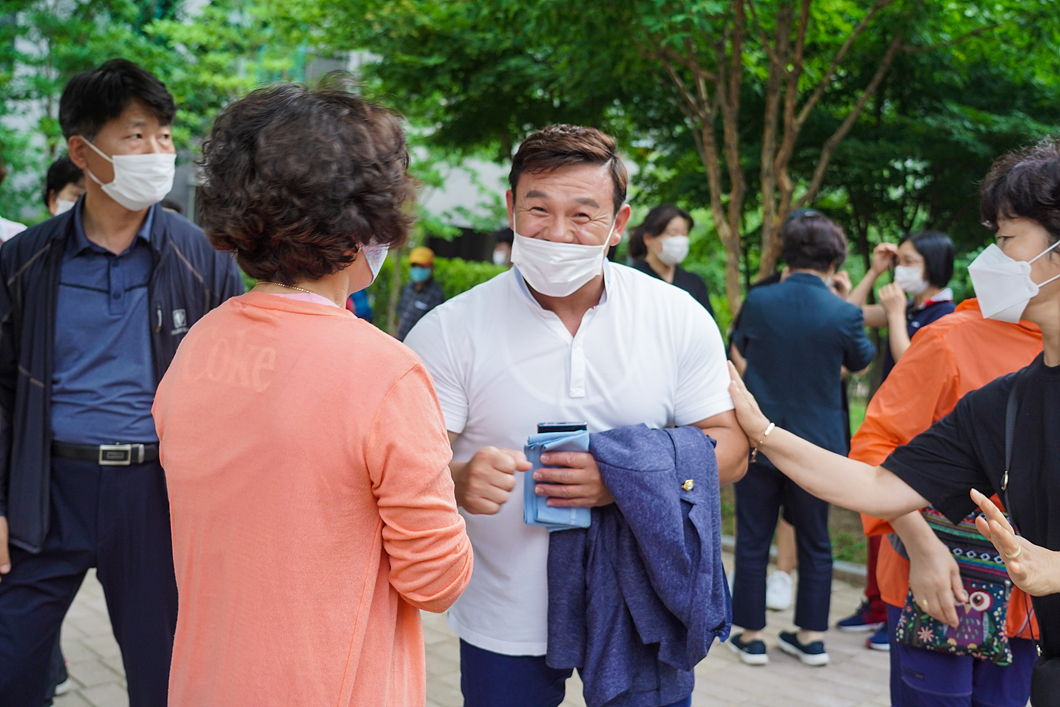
left=404, top=124, right=748, bottom=707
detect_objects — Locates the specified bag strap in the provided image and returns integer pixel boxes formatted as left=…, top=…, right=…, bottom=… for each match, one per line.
left=1002, top=374, right=1021, bottom=522
left=1001, top=371, right=1043, bottom=655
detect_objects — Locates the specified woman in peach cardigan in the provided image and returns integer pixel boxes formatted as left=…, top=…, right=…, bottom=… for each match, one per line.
left=152, top=84, right=473, bottom=706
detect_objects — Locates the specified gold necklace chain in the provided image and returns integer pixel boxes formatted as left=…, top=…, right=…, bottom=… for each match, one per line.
left=258, top=281, right=316, bottom=296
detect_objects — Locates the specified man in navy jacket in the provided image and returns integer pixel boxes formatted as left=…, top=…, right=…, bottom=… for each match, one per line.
left=0, top=60, right=243, bottom=706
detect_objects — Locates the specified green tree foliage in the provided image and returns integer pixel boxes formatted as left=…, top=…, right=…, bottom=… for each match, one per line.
left=0, top=0, right=297, bottom=222
left=299, top=0, right=1060, bottom=311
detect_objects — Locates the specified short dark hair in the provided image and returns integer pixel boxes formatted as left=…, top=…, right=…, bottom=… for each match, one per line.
left=42, top=156, right=83, bottom=208
left=199, top=83, right=414, bottom=285
left=981, top=137, right=1060, bottom=245
left=509, top=124, right=628, bottom=216
left=899, top=230, right=954, bottom=288
left=59, top=59, right=176, bottom=140
left=781, top=210, right=848, bottom=271
left=628, top=204, right=693, bottom=259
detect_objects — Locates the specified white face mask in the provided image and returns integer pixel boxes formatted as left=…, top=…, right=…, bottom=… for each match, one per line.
left=55, top=199, right=77, bottom=215
left=968, top=240, right=1060, bottom=323
left=81, top=138, right=175, bottom=211
left=511, top=221, right=615, bottom=298
left=362, top=243, right=389, bottom=284
left=654, top=235, right=689, bottom=267
left=893, top=265, right=928, bottom=295
left=493, top=249, right=510, bottom=267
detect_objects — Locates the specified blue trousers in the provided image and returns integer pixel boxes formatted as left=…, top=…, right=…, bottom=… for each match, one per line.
left=0, top=457, right=178, bottom=707
left=732, top=461, right=833, bottom=632
left=886, top=605, right=1036, bottom=707
left=459, top=640, right=693, bottom=707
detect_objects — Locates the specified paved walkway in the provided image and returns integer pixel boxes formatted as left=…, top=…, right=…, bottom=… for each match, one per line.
left=54, top=557, right=890, bottom=707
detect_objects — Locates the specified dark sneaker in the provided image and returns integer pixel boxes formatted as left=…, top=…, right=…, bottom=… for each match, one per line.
left=727, top=632, right=769, bottom=665
left=777, top=631, right=829, bottom=666
left=866, top=626, right=890, bottom=651
left=836, top=600, right=885, bottom=632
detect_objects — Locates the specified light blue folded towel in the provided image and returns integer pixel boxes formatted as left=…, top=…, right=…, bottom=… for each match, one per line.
left=523, top=431, right=593, bottom=532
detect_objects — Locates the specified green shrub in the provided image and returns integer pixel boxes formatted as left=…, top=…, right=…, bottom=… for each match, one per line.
left=365, top=256, right=508, bottom=323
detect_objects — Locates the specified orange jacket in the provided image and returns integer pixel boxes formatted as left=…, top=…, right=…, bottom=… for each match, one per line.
left=853, top=299, right=1042, bottom=639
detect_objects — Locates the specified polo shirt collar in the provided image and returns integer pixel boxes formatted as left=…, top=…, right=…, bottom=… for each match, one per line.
left=71, top=197, right=155, bottom=255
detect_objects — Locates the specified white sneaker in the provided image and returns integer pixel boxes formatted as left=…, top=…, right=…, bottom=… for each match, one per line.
left=765, top=570, right=793, bottom=611
left=54, top=676, right=73, bottom=696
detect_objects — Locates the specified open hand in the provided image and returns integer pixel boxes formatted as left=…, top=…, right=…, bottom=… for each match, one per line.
left=727, top=361, right=771, bottom=446
left=535, top=451, right=614, bottom=507
left=972, top=489, right=1060, bottom=597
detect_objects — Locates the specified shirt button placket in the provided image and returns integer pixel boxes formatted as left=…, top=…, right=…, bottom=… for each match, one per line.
left=569, top=340, right=586, bottom=398
left=109, top=256, right=125, bottom=316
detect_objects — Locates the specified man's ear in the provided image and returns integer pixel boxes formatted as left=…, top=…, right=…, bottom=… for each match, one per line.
left=67, top=135, right=90, bottom=170
left=611, top=204, right=633, bottom=246
left=505, top=190, right=515, bottom=230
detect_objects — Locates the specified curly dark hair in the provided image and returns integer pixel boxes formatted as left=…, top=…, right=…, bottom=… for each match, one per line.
left=509, top=124, right=628, bottom=216
left=781, top=209, right=848, bottom=271
left=981, top=137, right=1060, bottom=244
left=198, top=83, right=414, bottom=284
left=628, top=204, right=693, bottom=260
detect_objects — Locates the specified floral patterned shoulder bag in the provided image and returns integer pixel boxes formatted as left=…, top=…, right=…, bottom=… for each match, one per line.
left=892, top=382, right=1022, bottom=666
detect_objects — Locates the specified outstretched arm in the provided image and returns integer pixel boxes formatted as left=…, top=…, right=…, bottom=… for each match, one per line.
left=728, top=362, right=928, bottom=518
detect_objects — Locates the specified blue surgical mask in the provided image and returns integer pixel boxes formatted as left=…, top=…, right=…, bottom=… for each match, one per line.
left=409, top=265, right=431, bottom=283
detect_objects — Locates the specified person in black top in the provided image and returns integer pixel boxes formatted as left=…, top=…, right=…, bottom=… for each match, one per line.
left=726, top=139, right=1060, bottom=705
left=848, top=230, right=957, bottom=378
left=629, top=204, right=714, bottom=317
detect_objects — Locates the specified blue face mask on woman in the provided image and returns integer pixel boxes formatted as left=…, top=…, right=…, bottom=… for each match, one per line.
left=409, top=265, right=431, bottom=283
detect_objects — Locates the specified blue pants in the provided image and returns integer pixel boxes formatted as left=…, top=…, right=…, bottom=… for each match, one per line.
left=0, top=457, right=178, bottom=707
left=887, top=604, right=1036, bottom=706
left=459, top=640, right=693, bottom=707
left=732, top=461, right=832, bottom=632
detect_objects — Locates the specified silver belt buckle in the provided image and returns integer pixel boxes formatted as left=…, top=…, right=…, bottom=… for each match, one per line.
left=98, top=444, right=144, bottom=466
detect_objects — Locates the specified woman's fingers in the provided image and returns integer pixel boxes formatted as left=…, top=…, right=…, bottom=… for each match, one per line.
left=935, top=588, right=960, bottom=628
left=971, top=489, right=1014, bottom=534
left=949, top=562, right=968, bottom=604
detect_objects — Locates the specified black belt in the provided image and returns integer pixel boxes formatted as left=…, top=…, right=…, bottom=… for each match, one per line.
left=51, top=441, right=159, bottom=466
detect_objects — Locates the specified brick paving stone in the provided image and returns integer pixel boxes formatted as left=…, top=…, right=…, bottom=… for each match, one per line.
left=63, top=560, right=895, bottom=707
left=79, top=683, right=129, bottom=707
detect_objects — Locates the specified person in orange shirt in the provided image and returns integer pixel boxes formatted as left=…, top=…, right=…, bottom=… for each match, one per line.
left=852, top=297, right=1041, bottom=706
left=152, top=84, right=474, bottom=707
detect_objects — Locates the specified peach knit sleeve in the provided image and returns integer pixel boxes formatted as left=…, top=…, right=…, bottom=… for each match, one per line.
left=365, top=362, right=473, bottom=613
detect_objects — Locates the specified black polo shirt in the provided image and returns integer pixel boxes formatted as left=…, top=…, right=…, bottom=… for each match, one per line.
left=884, top=353, right=1060, bottom=658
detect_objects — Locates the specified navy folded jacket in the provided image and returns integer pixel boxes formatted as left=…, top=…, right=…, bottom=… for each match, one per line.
left=547, top=424, right=731, bottom=707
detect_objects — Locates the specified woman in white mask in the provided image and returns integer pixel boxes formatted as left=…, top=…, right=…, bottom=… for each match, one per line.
left=43, top=156, right=85, bottom=217
left=726, top=139, right=1060, bottom=706
left=628, top=204, right=715, bottom=317
left=847, top=231, right=956, bottom=376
